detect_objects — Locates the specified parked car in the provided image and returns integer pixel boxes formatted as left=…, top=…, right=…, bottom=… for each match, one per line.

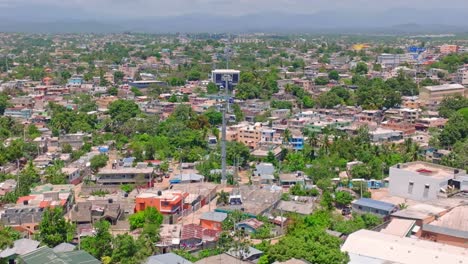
left=341, top=207, right=351, bottom=216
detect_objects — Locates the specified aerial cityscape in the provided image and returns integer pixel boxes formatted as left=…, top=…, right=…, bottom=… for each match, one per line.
left=0, top=1, right=467, bottom=264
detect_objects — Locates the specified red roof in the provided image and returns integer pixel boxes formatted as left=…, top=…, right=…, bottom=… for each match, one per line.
left=17, top=196, right=35, bottom=204
left=417, top=168, right=433, bottom=174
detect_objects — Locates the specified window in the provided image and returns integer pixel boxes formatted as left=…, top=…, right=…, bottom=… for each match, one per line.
left=408, top=182, right=414, bottom=194
left=423, top=184, right=430, bottom=198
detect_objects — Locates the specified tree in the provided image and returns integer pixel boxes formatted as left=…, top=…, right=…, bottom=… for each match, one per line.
left=129, top=206, right=163, bottom=230
left=438, top=95, right=468, bottom=118
left=113, top=71, right=125, bottom=84
left=0, top=225, right=20, bottom=250
left=354, top=62, right=368, bottom=75
left=0, top=93, right=11, bottom=115
left=81, top=220, right=113, bottom=260
left=16, top=161, right=40, bottom=196
left=217, top=190, right=230, bottom=206
left=90, top=154, right=108, bottom=173
left=315, top=76, right=329, bottom=85
left=36, top=208, right=75, bottom=247
left=108, top=99, right=141, bottom=125
left=439, top=112, right=468, bottom=147
left=168, top=94, right=178, bottom=103
left=232, top=103, right=244, bottom=122
left=61, top=71, right=72, bottom=80
left=27, top=124, right=41, bottom=139
left=107, top=87, right=118, bottom=96
left=206, top=82, right=219, bottom=94
left=61, top=143, right=73, bottom=154
left=44, top=161, right=67, bottom=184
left=187, top=69, right=202, bottom=81
left=328, top=70, right=340, bottom=80
left=335, top=191, right=354, bottom=207
left=111, top=234, right=138, bottom=264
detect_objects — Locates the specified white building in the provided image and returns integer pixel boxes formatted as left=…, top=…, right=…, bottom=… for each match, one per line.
left=389, top=162, right=466, bottom=201
left=342, top=229, right=468, bottom=264
left=455, top=66, right=468, bottom=85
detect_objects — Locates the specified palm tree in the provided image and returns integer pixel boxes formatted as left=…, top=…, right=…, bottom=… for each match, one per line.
left=283, top=129, right=291, bottom=144
left=217, top=190, right=230, bottom=206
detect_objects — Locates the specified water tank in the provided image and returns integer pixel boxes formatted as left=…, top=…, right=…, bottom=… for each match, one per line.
left=157, top=190, right=162, bottom=196
left=108, top=198, right=113, bottom=204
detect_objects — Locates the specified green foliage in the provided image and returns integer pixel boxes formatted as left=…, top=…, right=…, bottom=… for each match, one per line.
left=81, top=220, right=113, bottom=260
left=107, top=87, right=118, bottom=96
left=261, top=214, right=349, bottom=264
left=206, top=82, right=219, bottom=94
left=271, top=100, right=292, bottom=109
left=90, top=154, right=108, bottom=172
left=328, top=70, right=340, bottom=80
left=37, top=208, right=75, bottom=247
left=314, top=76, right=329, bottom=85
left=354, top=62, right=368, bottom=75
left=334, top=191, right=354, bottom=207
left=438, top=95, right=468, bottom=118
left=113, top=71, right=125, bottom=84
left=289, top=184, right=319, bottom=197
left=44, top=161, right=67, bottom=184
left=441, top=138, right=468, bottom=170
left=121, top=184, right=134, bottom=193
left=108, top=99, right=141, bottom=125
left=16, top=161, right=40, bottom=196
left=0, top=225, right=20, bottom=250
left=439, top=112, right=468, bottom=147
left=355, top=77, right=401, bottom=109
left=111, top=234, right=138, bottom=264
left=129, top=206, right=163, bottom=230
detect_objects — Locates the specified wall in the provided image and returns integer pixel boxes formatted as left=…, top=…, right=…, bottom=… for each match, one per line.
left=389, top=167, right=449, bottom=201
left=420, top=231, right=467, bottom=248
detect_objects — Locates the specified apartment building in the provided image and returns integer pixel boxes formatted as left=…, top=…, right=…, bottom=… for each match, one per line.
left=419, top=84, right=467, bottom=111
left=96, top=167, right=154, bottom=186
left=455, top=66, right=468, bottom=85
left=439, top=44, right=458, bottom=54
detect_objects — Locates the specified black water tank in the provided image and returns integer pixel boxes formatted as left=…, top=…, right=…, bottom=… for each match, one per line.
left=108, top=198, right=113, bottom=204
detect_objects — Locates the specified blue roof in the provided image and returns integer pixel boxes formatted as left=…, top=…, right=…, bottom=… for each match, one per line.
left=353, top=198, right=396, bottom=212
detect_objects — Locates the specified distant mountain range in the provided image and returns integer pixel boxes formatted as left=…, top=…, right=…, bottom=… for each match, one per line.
left=1, top=6, right=467, bottom=33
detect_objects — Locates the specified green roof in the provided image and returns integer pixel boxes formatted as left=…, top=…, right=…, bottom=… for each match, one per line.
left=18, top=246, right=100, bottom=264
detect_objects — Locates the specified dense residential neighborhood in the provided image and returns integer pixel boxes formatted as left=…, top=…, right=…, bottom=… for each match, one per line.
left=0, top=30, right=467, bottom=264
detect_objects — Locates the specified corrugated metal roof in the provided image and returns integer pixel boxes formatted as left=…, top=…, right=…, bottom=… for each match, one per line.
left=352, top=198, right=396, bottom=212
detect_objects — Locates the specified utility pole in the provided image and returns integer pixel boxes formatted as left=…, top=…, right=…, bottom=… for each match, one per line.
left=221, top=46, right=233, bottom=185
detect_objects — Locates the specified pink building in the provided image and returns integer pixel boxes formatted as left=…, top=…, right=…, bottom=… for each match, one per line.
left=439, top=44, right=458, bottom=54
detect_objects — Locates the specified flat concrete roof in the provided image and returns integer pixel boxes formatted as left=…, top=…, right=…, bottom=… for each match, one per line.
left=423, top=83, right=465, bottom=92
left=342, top=229, right=468, bottom=264
left=393, top=161, right=460, bottom=179
left=391, top=203, right=447, bottom=220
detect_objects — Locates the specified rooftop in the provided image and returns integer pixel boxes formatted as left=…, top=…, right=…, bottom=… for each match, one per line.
left=342, top=229, right=468, bottom=264
left=391, top=203, right=448, bottom=220
left=423, top=83, right=465, bottom=92
left=422, top=205, right=468, bottom=239
left=392, top=161, right=464, bottom=179
left=380, top=219, right=416, bottom=237
left=200, top=212, right=227, bottom=222
left=352, top=198, right=396, bottom=212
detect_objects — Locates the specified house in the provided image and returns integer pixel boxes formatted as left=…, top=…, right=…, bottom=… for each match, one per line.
left=157, top=224, right=182, bottom=249
left=389, top=162, right=466, bottom=201
left=236, top=218, right=264, bottom=234
left=0, top=179, right=17, bottom=196
left=341, top=229, right=467, bottom=264
left=276, top=200, right=314, bottom=215
left=146, top=253, right=193, bottom=264
left=180, top=224, right=220, bottom=248
left=379, top=218, right=417, bottom=238
left=253, top=163, right=275, bottom=177
left=0, top=206, right=44, bottom=233
left=420, top=205, right=468, bottom=248
left=200, top=212, right=227, bottom=231
left=290, top=135, right=304, bottom=151
left=70, top=201, right=122, bottom=225
left=135, top=190, right=187, bottom=214
left=4, top=107, right=32, bottom=119
left=195, top=253, right=251, bottom=264
left=96, top=167, right=154, bottom=186
left=216, top=186, right=282, bottom=216
left=59, top=133, right=86, bottom=150
left=226, top=246, right=264, bottom=262
left=0, top=239, right=40, bottom=262
left=279, top=171, right=308, bottom=187
left=351, top=198, right=398, bottom=218
left=18, top=246, right=100, bottom=264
